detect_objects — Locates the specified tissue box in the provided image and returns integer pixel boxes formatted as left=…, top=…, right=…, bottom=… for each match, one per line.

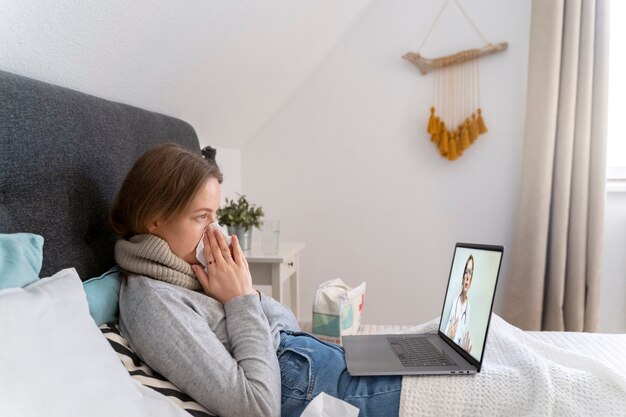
left=312, top=278, right=366, bottom=345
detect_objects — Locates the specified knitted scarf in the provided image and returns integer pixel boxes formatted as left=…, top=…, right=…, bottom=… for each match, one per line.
left=114, top=234, right=202, bottom=291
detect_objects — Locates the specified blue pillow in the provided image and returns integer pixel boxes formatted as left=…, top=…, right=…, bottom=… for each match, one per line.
left=83, top=266, right=122, bottom=325
left=0, top=233, right=44, bottom=289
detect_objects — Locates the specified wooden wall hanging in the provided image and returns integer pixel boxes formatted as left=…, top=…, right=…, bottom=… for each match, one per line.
left=403, top=0, right=507, bottom=161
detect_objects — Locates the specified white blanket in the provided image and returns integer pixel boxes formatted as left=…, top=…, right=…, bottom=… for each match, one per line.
left=400, top=315, right=626, bottom=417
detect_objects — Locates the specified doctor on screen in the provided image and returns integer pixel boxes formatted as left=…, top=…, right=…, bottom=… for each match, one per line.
left=444, top=254, right=474, bottom=352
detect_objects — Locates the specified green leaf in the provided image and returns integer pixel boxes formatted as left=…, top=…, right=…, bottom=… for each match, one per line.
left=217, top=193, right=264, bottom=228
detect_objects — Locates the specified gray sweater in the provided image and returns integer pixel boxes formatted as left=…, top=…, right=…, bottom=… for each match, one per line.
left=119, top=275, right=300, bottom=417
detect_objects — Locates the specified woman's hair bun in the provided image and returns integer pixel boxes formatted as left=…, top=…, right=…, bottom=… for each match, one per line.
left=201, top=146, right=217, bottom=162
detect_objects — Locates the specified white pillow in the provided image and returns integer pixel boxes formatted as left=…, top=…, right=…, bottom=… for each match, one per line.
left=0, top=268, right=190, bottom=417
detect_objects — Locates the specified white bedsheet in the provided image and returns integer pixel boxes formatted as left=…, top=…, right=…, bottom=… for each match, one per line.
left=398, top=315, right=626, bottom=417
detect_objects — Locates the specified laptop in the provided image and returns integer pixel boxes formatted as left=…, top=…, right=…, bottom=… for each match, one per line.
left=343, top=242, right=503, bottom=376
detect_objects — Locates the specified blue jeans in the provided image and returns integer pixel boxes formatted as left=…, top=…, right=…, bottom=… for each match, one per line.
left=278, top=331, right=402, bottom=417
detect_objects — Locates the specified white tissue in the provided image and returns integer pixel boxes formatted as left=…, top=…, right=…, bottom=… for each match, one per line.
left=300, top=392, right=359, bottom=417
left=195, top=222, right=232, bottom=268
left=196, top=238, right=208, bottom=268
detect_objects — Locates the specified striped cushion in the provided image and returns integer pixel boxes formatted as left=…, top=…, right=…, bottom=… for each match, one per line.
left=100, top=323, right=215, bottom=417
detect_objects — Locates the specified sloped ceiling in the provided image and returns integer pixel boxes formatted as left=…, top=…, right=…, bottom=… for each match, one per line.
left=0, top=0, right=374, bottom=148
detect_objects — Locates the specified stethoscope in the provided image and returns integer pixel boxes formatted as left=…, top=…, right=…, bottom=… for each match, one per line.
left=453, top=297, right=469, bottom=325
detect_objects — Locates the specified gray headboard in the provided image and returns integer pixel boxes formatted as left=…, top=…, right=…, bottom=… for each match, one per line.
left=0, top=70, right=201, bottom=279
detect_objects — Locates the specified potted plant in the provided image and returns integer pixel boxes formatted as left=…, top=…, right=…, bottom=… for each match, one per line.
left=217, top=194, right=264, bottom=251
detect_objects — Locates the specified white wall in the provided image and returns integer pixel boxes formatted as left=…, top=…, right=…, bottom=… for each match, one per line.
left=0, top=0, right=373, bottom=149
left=243, top=0, right=532, bottom=324
left=213, top=147, right=242, bottom=206
left=599, top=192, right=626, bottom=333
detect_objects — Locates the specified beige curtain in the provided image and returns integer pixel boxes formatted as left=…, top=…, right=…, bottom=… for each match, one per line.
left=503, top=0, right=609, bottom=331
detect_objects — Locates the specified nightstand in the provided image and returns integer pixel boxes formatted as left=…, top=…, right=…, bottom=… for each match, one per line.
left=246, top=242, right=305, bottom=319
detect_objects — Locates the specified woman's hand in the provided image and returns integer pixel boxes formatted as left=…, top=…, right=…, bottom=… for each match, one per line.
left=191, top=226, right=255, bottom=304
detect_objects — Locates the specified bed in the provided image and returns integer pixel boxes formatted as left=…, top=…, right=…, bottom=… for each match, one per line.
left=1, top=69, right=626, bottom=417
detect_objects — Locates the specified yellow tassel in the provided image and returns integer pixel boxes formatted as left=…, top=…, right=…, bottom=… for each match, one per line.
left=453, top=131, right=462, bottom=157
left=439, top=124, right=449, bottom=156
left=460, top=120, right=470, bottom=151
left=427, top=107, right=436, bottom=134
left=433, top=116, right=440, bottom=134
left=469, top=113, right=479, bottom=142
left=434, top=120, right=444, bottom=143
left=477, top=108, right=488, bottom=134
left=456, top=131, right=464, bottom=156
left=447, top=134, right=458, bottom=160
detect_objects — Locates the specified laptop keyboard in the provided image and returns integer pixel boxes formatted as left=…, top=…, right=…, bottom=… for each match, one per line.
left=387, top=336, right=457, bottom=367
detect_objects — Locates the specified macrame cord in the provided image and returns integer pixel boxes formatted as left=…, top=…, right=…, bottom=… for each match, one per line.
left=403, top=0, right=506, bottom=160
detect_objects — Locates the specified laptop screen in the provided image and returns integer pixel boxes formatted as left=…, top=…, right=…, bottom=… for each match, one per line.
left=438, top=244, right=503, bottom=363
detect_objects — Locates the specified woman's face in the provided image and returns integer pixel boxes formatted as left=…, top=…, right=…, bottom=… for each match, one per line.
left=462, top=257, right=474, bottom=294
left=148, top=177, right=221, bottom=264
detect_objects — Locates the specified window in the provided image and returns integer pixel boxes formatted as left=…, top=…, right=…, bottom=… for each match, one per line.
left=607, top=0, right=626, bottom=187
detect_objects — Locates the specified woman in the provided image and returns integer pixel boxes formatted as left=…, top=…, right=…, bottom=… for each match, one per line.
left=110, top=143, right=401, bottom=417
left=444, top=255, right=474, bottom=352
